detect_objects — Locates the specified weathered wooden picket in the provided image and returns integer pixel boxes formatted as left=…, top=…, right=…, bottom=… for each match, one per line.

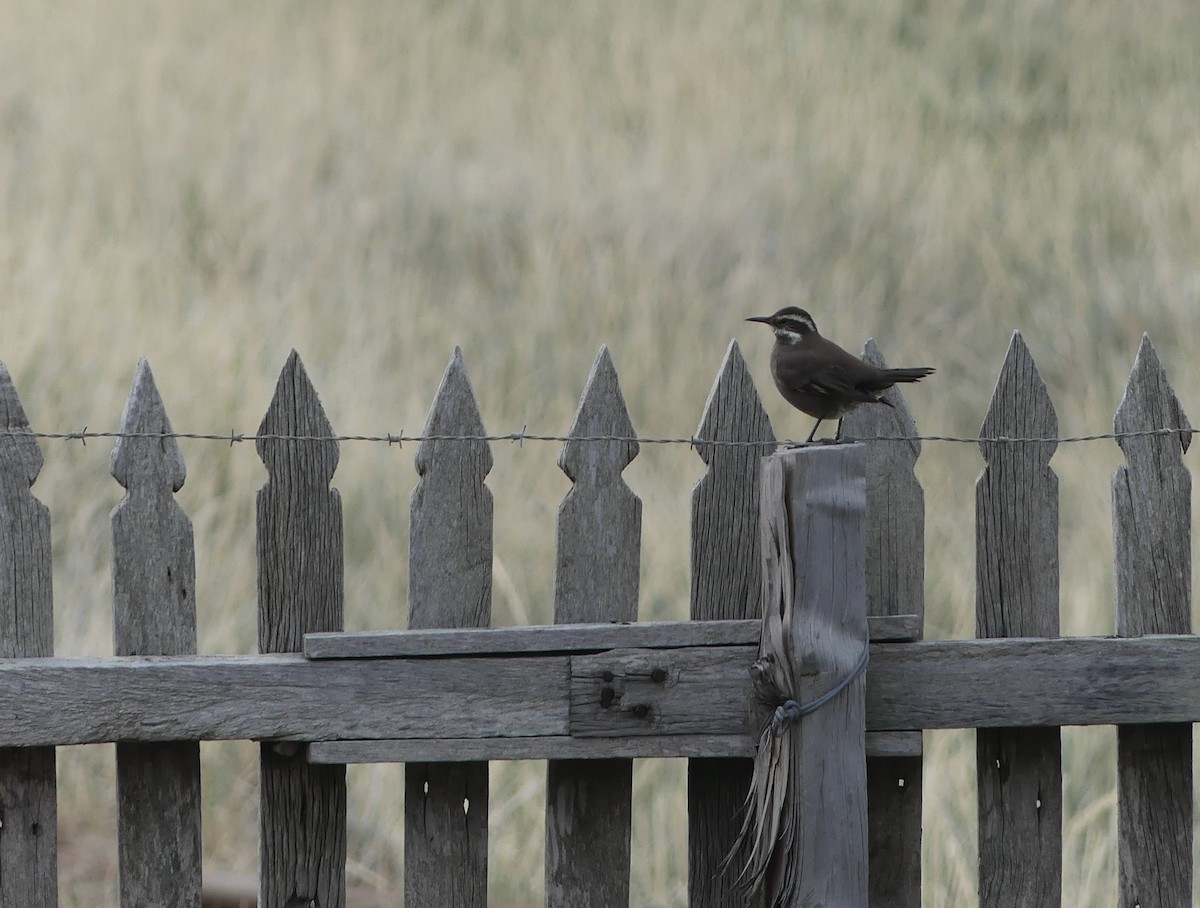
left=0, top=329, right=1195, bottom=907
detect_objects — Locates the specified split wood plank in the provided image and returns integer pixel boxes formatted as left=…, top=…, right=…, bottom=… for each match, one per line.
left=306, top=619, right=761, bottom=658
left=975, top=332, right=1062, bottom=907
left=546, top=347, right=639, bottom=907
left=0, top=362, right=56, bottom=908
left=688, top=340, right=774, bottom=908
left=843, top=339, right=927, bottom=907
left=110, top=360, right=202, bottom=907
left=304, top=613, right=920, bottom=659
left=1112, top=335, right=1192, bottom=908
left=256, top=351, right=347, bottom=908
left=405, top=348, right=491, bottom=908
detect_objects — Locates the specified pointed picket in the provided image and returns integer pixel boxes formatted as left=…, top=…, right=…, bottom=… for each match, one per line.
left=256, top=351, right=347, bottom=907
left=976, top=331, right=1059, bottom=637
left=110, top=360, right=201, bottom=907
left=974, top=332, right=1061, bottom=908
left=554, top=345, right=640, bottom=623
left=406, top=348, right=492, bottom=908
left=0, top=361, right=56, bottom=907
left=1112, top=334, right=1191, bottom=907
left=841, top=340, right=925, bottom=619
left=843, top=340, right=926, bottom=908
left=409, top=346, right=493, bottom=630
left=689, top=340, right=775, bottom=908
left=111, top=359, right=193, bottom=653
left=691, top=340, right=776, bottom=621
left=546, top=347, right=640, bottom=906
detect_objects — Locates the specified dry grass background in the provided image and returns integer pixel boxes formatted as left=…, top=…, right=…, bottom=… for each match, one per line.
left=3, top=0, right=1200, bottom=904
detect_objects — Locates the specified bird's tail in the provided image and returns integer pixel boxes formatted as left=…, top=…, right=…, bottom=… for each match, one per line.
left=883, top=367, right=935, bottom=383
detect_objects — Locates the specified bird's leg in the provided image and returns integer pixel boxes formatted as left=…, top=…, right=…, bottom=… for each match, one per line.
left=806, top=420, right=821, bottom=443
left=835, top=418, right=844, bottom=440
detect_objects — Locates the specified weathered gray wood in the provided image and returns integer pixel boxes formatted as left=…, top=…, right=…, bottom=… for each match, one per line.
left=975, top=332, right=1062, bottom=907
left=110, top=359, right=202, bottom=907
left=553, top=345, right=640, bottom=624
left=866, top=634, right=1200, bottom=727
left=569, top=646, right=751, bottom=737
left=256, top=351, right=347, bottom=908
left=1112, top=335, right=1192, bottom=908
left=865, top=613, right=922, bottom=643
left=0, top=653, right=570, bottom=744
left=306, top=619, right=762, bottom=658
left=785, top=445, right=869, bottom=905
left=312, top=735, right=756, bottom=763
left=309, top=731, right=920, bottom=764
left=689, top=340, right=774, bottom=908
left=547, top=346, right=639, bottom=907
left=6, top=635, right=1200, bottom=746
left=305, top=614, right=920, bottom=659
left=406, top=348, right=491, bottom=908
left=0, top=361, right=56, bottom=908
left=843, top=340, right=926, bottom=907
left=842, top=339, right=926, bottom=622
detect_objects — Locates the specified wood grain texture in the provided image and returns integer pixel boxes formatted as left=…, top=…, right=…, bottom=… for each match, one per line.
left=4, top=636, right=1200, bottom=746
left=841, top=339, right=926, bottom=622
left=553, top=345, right=640, bottom=625
left=975, top=332, right=1062, bottom=907
left=547, top=347, right=638, bottom=907
left=0, top=653, right=572, bottom=745
left=1112, top=335, right=1192, bottom=908
left=688, top=340, right=774, bottom=908
left=256, top=351, right=347, bottom=908
left=406, top=348, right=491, bottom=908
left=785, top=445, right=869, bottom=906
left=110, top=360, right=202, bottom=907
left=569, top=646, right=752, bottom=737
left=304, top=614, right=918, bottom=659
left=865, top=635, right=1200, bottom=728
left=843, top=340, right=927, bottom=908
left=0, top=361, right=56, bottom=908
left=306, top=619, right=762, bottom=658
left=308, top=731, right=917, bottom=764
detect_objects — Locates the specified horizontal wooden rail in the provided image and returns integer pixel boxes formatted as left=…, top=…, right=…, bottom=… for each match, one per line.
left=2, top=628, right=1197, bottom=753
left=304, top=614, right=923, bottom=658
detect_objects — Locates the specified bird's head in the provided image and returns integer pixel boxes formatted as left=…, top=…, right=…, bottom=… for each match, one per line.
left=745, top=307, right=818, bottom=344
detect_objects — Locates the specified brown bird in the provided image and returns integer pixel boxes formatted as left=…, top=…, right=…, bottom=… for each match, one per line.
left=746, top=306, right=934, bottom=442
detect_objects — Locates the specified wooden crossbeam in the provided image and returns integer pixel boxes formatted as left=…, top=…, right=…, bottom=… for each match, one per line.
left=0, top=632, right=1197, bottom=751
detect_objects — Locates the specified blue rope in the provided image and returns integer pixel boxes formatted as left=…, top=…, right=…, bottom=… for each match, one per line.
left=769, top=644, right=870, bottom=734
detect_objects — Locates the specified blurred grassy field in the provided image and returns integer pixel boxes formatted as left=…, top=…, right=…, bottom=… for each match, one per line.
left=3, top=0, right=1200, bottom=904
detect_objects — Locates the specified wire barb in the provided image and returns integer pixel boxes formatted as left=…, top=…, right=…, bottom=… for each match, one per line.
left=0, top=426, right=1196, bottom=447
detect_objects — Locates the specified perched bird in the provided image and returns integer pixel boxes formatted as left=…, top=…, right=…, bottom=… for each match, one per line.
left=746, top=306, right=934, bottom=442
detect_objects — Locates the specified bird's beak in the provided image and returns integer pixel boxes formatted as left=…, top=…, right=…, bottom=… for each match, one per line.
left=745, top=315, right=774, bottom=325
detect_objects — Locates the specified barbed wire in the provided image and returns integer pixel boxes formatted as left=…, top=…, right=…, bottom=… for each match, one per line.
left=0, top=426, right=1192, bottom=448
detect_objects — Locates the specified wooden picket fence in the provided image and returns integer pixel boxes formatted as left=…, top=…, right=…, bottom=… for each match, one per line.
left=0, top=329, right=1194, bottom=907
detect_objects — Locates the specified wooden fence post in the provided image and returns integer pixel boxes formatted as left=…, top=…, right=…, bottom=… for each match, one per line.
left=760, top=443, right=869, bottom=906
left=0, top=362, right=56, bottom=908
left=689, top=341, right=775, bottom=908
left=975, top=332, right=1062, bottom=906
left=405, top=348, right=492, bottom=908
left=111, top=359, right=202, bottom=906
left=1112, top=335, right=1192, bottom=907
left=256, top=351, right=347, bottom=908
left=545, top=347, right=639, bottom=906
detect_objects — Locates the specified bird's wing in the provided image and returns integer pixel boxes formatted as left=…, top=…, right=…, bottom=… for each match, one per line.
left=775, top=357, right=880, bottom=405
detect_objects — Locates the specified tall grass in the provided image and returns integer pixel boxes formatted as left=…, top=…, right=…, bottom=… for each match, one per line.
left=3, top=1, right=1200, bottom=904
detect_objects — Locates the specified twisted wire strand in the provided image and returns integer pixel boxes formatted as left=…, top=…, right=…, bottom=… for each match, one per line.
left=0, top=429, right=1190, bottom=451
left=0, top=426, right=1191, bottom=447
